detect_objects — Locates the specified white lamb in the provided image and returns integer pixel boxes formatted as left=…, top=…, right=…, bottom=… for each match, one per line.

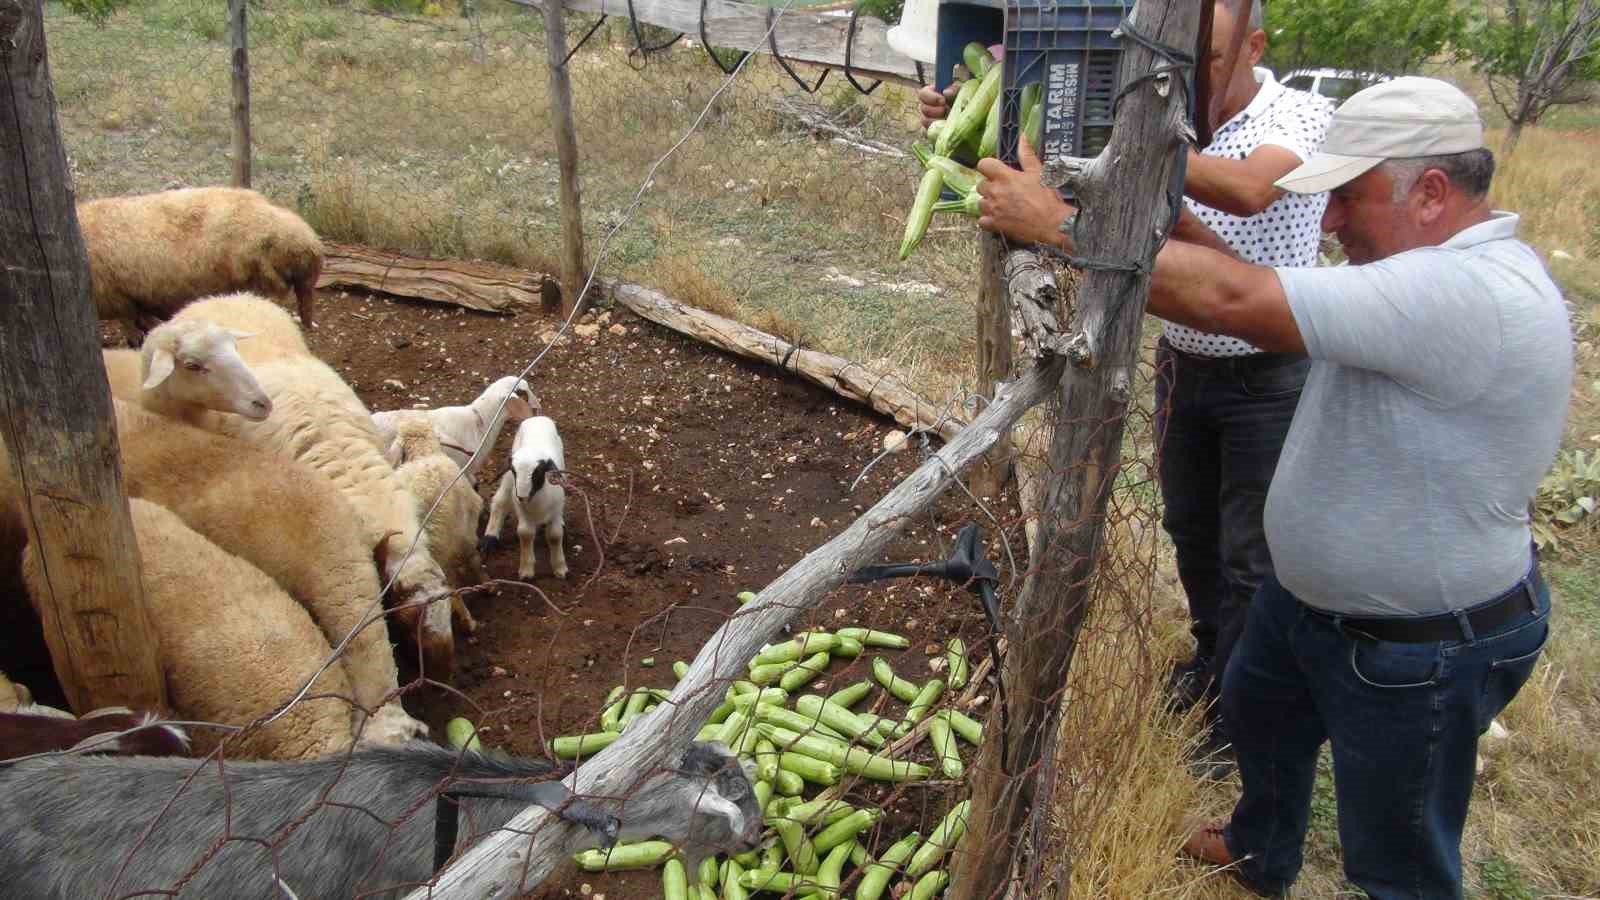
left=104, top=317, right=461, bottom=681
left=371, top=375, right=540, bottom=480
left=481, top=416, right=569, bottom=580
left=392, top=418, right=487, bottom=634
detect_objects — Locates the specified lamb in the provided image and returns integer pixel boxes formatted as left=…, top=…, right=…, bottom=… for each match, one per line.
left=481, top=416, right=569, bottom=580
left=104, top=400, right=428, bottom=744
left=77, top=187, right=323, bottom=346
left=20, top=498, right=356, bottom=761
left=371, top=375, right=540, bottom=479
left=0, top=740, right=764, bottom=900
left=108, top=317, right=460, bottom=679
left=392, top=419, right=487, bottom=634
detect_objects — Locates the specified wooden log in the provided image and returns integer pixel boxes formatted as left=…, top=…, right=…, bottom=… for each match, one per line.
left=556, top=0, right=922, bottom=85
left=544, top=0, right=590, bottom=318
left=947, top=0, right=1202, bottom=895
left=228, top=0, right=251, bottom=189
left=605, top=279, right=966, bottom=444
left=315, top=241, right=542, bottom=312
left=404, top=356, right=1065, bottom=900
left=0, top=0, right=168, bottom=714
left=970, top=232, right=1014, bottom=502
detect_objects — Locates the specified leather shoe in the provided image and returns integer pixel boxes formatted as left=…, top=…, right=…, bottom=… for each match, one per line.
left=1166, top=654, right=1214, bottom=713
left=1180, top=818, right=1237, bottom=866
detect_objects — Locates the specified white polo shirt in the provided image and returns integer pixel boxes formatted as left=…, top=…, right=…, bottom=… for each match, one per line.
left=1163, top=67, right=1335, bottom=357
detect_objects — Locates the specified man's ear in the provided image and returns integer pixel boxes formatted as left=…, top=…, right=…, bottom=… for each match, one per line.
left=1246, top=28, right=1267, bottom=67
left=1417, top=168, right=1451, bottom=226
left=143, top=349, right=176, bottom=390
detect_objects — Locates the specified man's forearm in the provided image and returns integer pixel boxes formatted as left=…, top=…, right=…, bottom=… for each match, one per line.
left=1184, top=149, right=1287, bottom=218
left=1170, top=206, right=1243, bottom=260
left=1146, top=239, right=1305, bottom=353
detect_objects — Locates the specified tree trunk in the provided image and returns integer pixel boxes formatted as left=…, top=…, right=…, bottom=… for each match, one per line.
left=0, top=0, right=168, bottom=714
left=543, top=0, right=589, bottom=318
left=947, top=0, right=1201, bottom=895
left=971, top=232, right=1015, bottom=503
left=228, top=0, right=251, bottom=189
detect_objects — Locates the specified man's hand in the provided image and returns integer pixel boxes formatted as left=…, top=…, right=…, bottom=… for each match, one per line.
left=918, top=84, right=958, bottom=129
left=975, top=135, right=1076, bottom=250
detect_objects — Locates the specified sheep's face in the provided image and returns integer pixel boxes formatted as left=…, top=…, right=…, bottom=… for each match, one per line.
left=141, top=321, right=273, bottom=421
left=489, top=375, right=539, bottom=422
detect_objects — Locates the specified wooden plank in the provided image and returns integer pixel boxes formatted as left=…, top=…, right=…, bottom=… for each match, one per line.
left=970, top=232, right=1013, bottom=502
left=947, top=0, right=1203, bottom=894
left=558, top=0, right=923, bottom=84
left=0, top=0, right=168, bottom=714
left=544, top=0, right=591, bottom=317
left=404, top=356, right=1064, bottom=900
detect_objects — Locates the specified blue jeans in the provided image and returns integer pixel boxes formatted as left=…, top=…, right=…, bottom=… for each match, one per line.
left=1154, top=339, right=1309, bottom=692
left=1220, top=573, right=1552, bottom=898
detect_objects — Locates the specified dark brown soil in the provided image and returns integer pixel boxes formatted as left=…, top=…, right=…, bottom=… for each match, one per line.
left=1, top=290, right=1022, bottom=899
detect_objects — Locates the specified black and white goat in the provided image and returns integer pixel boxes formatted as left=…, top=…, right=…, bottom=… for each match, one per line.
left=479, top=415, right=568, bottom=580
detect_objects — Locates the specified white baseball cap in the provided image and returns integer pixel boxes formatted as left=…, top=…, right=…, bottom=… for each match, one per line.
left=1275, top=76, right=1485, bottom=194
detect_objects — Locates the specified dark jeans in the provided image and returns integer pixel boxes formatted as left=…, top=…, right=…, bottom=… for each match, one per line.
left=1221, top=573, right=1552, bottom=899
left=1154, top=339, right=1309, bottom=694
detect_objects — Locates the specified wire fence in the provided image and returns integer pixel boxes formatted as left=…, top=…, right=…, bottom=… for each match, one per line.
left=11, top=0, right=1191, bottom=897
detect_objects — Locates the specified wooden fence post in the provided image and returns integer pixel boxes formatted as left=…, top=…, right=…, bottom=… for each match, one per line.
left=543, top=0, right=589, bottom=318
left=948, top=0, right=1201, bottom=895
left=971, top=232, right=1015, bottom=503
left=0, top=0, right=168, bottom=714
left=228, top=0, right=251, bottom=189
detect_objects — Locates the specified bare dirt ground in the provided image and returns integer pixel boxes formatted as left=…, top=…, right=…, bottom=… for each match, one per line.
left=2, top=288, right=1020, bottom=898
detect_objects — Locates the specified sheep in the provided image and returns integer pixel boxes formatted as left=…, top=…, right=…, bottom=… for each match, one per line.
left=1, top=706, right=191, bottom=761
left=2, top=397, right=424, bottom=746
left=100, top=316, right=274, bottom=426
left=106, top=401, right=428, bottom=745
left=103, top=316, right=461, bottom=680
left=392, top=418, right=487, bottom=634
left=77, top=186, right=323, bottom=346
left=481, top=416, right=569, bottom=580
left=371, top=375, right=540, bottom=479
left=0, top=740, right=764, bottom=900
left=20, top=498, right=356, bottom=761
left=173, top=291, right=314, bottom=363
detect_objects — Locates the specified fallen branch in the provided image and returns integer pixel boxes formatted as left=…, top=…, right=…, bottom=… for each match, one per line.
left=773, top=94, right=907, bottom=159
left=315, top=242, right=540, bottom=313
left=405, top=355, right=1065, bottom=899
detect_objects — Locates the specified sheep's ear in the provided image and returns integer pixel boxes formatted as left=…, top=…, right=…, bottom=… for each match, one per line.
left=507, top=396, right=534, bottom=420
left=225, top=329, right=257, bottom=343
left=143, top=349, right=176, bottom=390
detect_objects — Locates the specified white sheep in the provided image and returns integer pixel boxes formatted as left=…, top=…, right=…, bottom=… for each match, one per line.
left=172, top=291, right=314, bottom=364
left=392, top=418, right=486, bottom=634
left=20, top=497, right=355, bottom=761
left=77, top=187, right=323, bottom=346
left=371, top=375, right=540, bottom=479
left=107, top=317, right=460, bottom=680
left=481, top=416, right=569, bottom=580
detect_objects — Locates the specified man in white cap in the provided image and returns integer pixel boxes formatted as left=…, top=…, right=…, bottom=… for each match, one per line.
left=975, top=76, right=1572, bottom=898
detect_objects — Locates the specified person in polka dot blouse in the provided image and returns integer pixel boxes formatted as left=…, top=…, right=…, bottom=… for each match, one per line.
left=1147, top=0, right=1336, bottom=764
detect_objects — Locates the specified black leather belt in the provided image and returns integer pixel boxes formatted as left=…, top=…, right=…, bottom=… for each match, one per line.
left=1158, top=337, right=1307, bottom=374
left=1303, top=567, right=1542, bottom=643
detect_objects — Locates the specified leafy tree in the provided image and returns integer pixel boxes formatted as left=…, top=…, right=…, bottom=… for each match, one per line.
left=60, top=0, right=136, bottom=26
left=1465, top=0, right=1600, bottom=153
left=1262, top=0, right=1471, bottom=77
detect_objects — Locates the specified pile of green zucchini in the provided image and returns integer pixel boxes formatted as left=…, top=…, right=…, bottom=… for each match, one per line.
left=899, top=42, right=1045, bottom=260
left=528, top=600, right=983, bottom=898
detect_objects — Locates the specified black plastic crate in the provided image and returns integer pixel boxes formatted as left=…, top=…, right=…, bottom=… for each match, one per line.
left=998, top=0, right=1133, bottom=191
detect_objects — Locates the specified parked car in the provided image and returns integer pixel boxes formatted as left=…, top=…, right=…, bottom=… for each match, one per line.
left=1281, top=67, right=1392, bottom=105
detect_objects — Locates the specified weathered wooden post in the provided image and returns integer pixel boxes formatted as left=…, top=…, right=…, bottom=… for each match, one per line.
left=948, top=0, right=1201, bottom=894
left=0, top=0, right=168, bottom=714
left=228, top=0, right=251, bottom=188
left=543, top=0, right=589, bottom=318
left=971, top=232, right=1015, bottom=503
